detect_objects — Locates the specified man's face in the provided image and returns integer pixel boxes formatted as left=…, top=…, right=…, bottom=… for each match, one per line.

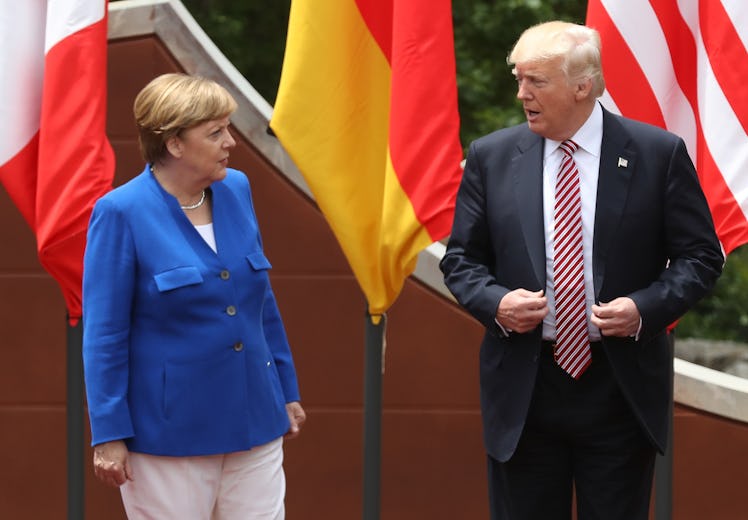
left=514, top=57, right=583, bottom=141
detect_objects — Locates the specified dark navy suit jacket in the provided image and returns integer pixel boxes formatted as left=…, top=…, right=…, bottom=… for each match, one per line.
left=83, top=167, right=300, bottom=456
left=440, top=107, right=723, bottom=462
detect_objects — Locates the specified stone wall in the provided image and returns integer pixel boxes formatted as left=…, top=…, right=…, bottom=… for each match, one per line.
left=676, top=337, right=748, bottom=379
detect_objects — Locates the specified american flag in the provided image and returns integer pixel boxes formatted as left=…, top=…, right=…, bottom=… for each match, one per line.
left=586, top=0, right=748, bottom=255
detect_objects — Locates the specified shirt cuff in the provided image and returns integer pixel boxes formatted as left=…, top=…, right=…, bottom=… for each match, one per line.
left=494, top=318, right=511, bottom=337
left=633, top=316, right=643, bottom=341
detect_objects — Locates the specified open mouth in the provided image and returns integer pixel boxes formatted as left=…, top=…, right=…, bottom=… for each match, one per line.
left=525, top=110, right=541, bottom=124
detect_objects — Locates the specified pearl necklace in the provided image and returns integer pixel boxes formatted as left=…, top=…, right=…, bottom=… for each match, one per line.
left=180, top=190, right=206, bottom=210
left=149, top=165, right=206, bottom=210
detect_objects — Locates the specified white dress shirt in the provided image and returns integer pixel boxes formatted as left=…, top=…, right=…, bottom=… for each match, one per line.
left=542, top=102, right=603, bottom=342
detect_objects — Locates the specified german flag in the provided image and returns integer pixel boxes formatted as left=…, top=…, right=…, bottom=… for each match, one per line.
left=271, top=0, right=463, bottom=318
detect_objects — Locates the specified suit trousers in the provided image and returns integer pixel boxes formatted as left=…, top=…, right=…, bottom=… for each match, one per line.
left=487, top=342, right=656, bottom=520
left=120, top=437, right=285, bottom=519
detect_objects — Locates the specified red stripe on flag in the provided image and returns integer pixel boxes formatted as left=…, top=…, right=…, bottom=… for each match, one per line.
left=587, top=0, right=748, bottom=255
left=0, top=134, right=39, bottom=228
left=586, top=0, right=666, bottom=128
left=650, top=0, right=698, bottom=106
left=699, top=1, right=748, bottom=137
left=698, top=140, right=748, bottom=255
left=649, top=0, right=747, bottom=254
left=355, top=0, right=393, bottom=62
left=388, top=0, right=462, bottom=239
left=355, top=0, right=462, bottom=240
left=37, top=12, right=114, bottom=321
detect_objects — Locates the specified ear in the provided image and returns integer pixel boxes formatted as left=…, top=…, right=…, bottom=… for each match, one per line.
left=165, top=135, right=182, bottom=158
left=574, top=77, right=593, bottom=101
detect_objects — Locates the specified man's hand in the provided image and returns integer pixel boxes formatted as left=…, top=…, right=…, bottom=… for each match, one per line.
left=591, top=297, right=640, bottom=337
left=496, top=289, right=548, bottom=333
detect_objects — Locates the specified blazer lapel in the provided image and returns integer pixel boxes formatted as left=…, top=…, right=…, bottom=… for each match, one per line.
left=593, top=109, right=636, bottom=299
left=512, top=131, right=546, bottom=289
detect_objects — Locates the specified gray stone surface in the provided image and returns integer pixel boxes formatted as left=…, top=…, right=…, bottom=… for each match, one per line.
left=675, top=337, right=748, bottom=377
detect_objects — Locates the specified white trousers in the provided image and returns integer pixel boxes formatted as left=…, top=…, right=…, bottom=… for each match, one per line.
left=120, top=438, right=285, bottom=520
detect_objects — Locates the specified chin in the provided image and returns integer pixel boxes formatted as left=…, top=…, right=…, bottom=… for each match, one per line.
left=527, top=121, right=544, bottom=136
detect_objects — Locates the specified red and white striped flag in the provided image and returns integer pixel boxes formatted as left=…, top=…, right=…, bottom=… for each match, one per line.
left=0, top=0, right=114, bottom=323
left=587, top=0, right=748, bottom=255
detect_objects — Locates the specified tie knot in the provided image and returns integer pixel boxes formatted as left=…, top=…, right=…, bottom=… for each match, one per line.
left=559, top=139, right=579, bottom=157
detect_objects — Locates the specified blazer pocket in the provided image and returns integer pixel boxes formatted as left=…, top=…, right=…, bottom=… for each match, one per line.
left=153, top=266, right=203, bottom=292
left=246, top=251, right=272, bottom=271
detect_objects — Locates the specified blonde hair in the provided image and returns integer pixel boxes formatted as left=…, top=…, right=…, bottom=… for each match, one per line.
left=508, top=21, right=605, bottom=98
left=133, top=73, right=238, bottom=164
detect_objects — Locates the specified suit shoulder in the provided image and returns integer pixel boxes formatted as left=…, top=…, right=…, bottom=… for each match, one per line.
left=610, top=112, right=682, bottom=145
left=220, top=168, right=251, bottom=191
left=470, top=122, right=530, bottom=151
left=94, top=169, right=150, bottom=211
left=466, top=123, right=540, bottom=167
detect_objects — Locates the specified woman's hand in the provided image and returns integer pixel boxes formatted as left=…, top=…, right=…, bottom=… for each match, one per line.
left=284, top=401, right=307, bottom=440
left=93, top=440, right=133, bottom=488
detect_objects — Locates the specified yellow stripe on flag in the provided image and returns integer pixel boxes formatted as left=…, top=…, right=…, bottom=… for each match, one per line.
left=272, top=0, right=434, bottom=317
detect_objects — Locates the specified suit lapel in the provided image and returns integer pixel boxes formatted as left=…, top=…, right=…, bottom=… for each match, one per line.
left=512, top=131, right=546, bottom=289
left=593, top=110, right=636, bottom=299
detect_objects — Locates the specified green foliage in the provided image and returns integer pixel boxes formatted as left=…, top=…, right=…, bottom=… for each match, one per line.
left=179, top=0, right=291, bottom=105
left=677, top=246, right=748, bottom=341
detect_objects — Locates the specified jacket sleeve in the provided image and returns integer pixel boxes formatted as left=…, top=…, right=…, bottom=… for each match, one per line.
left=628, top=137, right=723, bottom=340
left=244, top=177, right=301, bottom=403
left=82, top=198, right=136, bottom=446
left=440, top=141, right=509, bottom=333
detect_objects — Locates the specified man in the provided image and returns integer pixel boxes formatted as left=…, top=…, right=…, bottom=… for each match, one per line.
left=440, top=21, right=723, bottom=520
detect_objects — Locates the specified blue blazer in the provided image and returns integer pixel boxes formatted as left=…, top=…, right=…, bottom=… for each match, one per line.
left=83, top=166, right=300, bottom=456
left=441, top=107, right=723, bottom=462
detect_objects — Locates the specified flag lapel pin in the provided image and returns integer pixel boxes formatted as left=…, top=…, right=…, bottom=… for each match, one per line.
left=617, top=157, right=628, bottom=168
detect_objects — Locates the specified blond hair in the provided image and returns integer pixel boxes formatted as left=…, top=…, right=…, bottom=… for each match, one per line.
left=133, top=73, right=238, bottom=164
left=508, top=21, right=605, bottom=98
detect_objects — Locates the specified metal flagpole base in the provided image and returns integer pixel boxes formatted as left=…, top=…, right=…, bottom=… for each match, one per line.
left=363, top=312, right=385, bottom=520
left=654, top=331, right=674, bottom=520
left=67, top=318, right=85, bottom=519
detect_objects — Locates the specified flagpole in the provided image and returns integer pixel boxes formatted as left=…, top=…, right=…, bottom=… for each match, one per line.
left=654, top=331, right=675, bottom=520
left=363, top=311, right=385, bottom=520
left=67, top=318, right=85, bottom=520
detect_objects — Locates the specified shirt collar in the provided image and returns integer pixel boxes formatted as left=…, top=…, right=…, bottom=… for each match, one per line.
left=544, top=101, right=604, bottom=159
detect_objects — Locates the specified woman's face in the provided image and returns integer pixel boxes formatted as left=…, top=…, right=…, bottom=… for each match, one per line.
left=173, top=116, right=236, bottom=183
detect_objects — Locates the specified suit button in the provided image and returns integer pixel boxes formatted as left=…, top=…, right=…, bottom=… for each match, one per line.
left=220, top=270, right=230, bottom=280
left=226, top=305, right=237, bottom=316
left=266, top=361, right=271, bottom=367
left=233, top=342, right=244, bottom=352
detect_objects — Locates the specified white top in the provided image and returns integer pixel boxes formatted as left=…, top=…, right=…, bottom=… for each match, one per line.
left=194, top=222, right=217, bottom=253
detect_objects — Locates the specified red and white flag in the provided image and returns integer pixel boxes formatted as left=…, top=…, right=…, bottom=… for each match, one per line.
left=0, top=0, right=114, bottom=323
left=587, top=0, right=748, bottom=255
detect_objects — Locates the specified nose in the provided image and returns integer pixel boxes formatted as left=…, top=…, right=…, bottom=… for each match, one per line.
left=224, top=130, right=236, bottom=149
left=516, top=79, right=531, bottom=100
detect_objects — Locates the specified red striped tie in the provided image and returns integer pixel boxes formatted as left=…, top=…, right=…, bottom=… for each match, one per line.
left=553, top=140, right=591, bottom=379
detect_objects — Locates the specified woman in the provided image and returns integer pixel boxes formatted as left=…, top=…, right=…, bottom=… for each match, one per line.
left=82, top=73, right=305, bottom=519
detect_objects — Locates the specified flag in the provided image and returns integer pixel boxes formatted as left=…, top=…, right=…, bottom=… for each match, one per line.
left=586, top=0, right=748, bottom=255
left=271, top=0, right=463, bottom=318
left=0, top=0, right=114, bottom=324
